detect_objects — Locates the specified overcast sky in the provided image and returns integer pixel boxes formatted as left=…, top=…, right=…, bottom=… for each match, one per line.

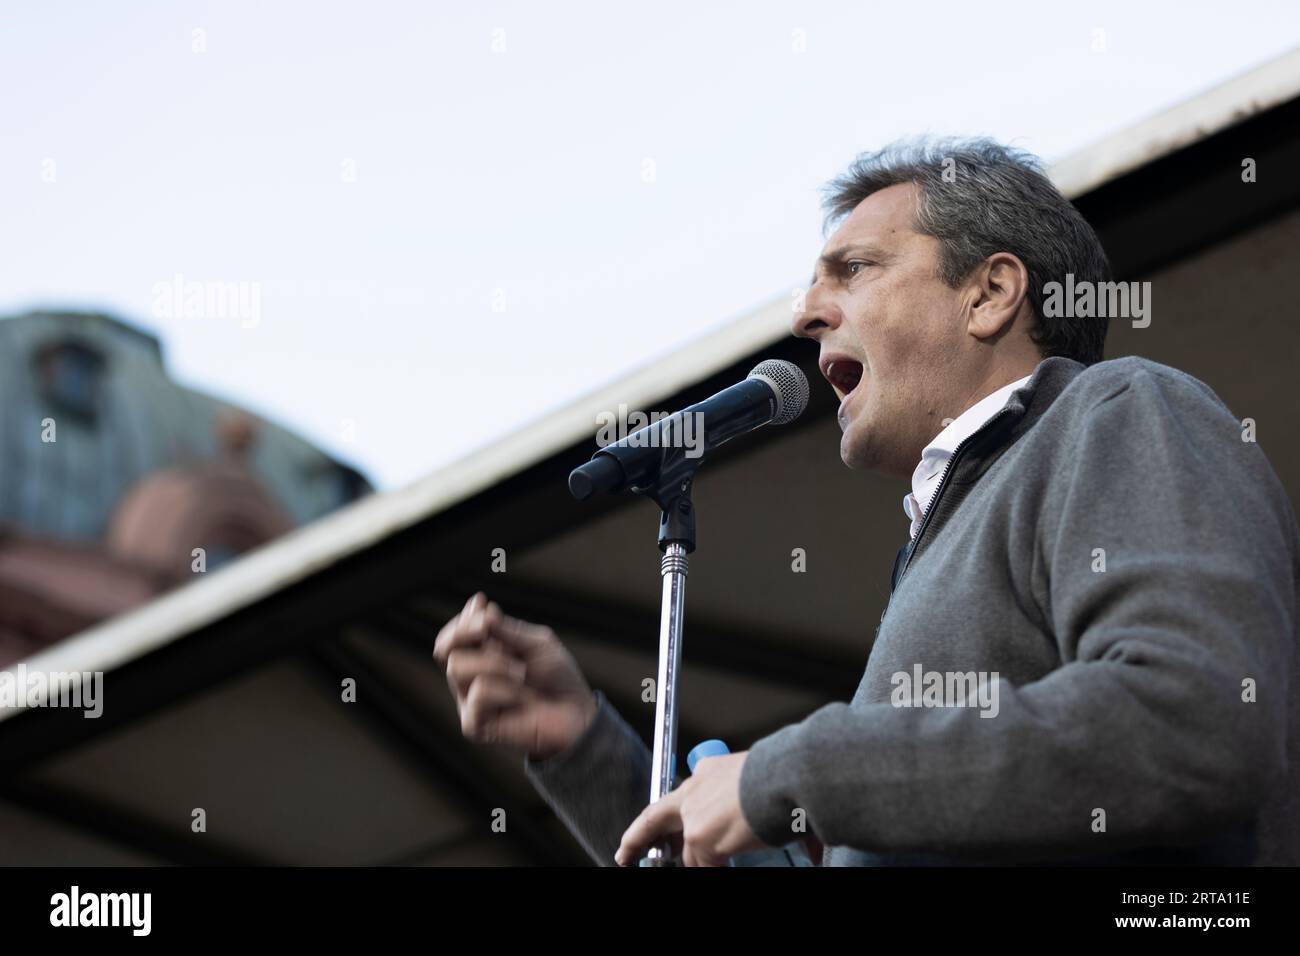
left=3, top=1, right=1297, bottom=490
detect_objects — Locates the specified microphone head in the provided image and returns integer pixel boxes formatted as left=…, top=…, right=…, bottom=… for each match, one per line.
left=747, top=359, right=809, bottom=426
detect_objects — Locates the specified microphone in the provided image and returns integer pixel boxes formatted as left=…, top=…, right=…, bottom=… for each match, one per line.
left=568, top=359, right=810, bottom=500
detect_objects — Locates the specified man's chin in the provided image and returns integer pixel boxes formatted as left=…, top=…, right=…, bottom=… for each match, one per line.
left=841, top=422, right=905, bottom=477
left=839, top=428, right=867, bottom=470
left=838, top=395, right=873, bottom=468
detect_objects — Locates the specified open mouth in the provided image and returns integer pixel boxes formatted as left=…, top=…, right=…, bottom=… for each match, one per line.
left=822, top=358, right=864, bottom=401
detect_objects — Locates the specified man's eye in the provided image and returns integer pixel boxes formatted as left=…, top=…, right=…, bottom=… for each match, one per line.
left=846, top=261, right=871, bottom=275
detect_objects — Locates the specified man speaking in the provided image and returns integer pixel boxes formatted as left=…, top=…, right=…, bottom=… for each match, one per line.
left=433, top=138, right=1299, bottom=866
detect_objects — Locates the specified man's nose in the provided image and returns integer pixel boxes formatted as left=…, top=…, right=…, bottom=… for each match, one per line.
left=791, top=283, right=840, bottom=340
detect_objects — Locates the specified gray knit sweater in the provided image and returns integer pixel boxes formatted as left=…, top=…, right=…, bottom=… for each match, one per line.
left=523, top=356, right=1300, bottom=866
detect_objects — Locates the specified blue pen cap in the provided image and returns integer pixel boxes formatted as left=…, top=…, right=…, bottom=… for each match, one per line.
left=687, top=739, right=730, bottom=773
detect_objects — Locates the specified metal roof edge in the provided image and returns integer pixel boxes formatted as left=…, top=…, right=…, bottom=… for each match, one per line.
left=1049, top=46, right=1300, bottom=198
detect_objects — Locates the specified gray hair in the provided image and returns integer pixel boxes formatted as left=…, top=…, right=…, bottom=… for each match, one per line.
left=821, top=137, right=1111, bottom=366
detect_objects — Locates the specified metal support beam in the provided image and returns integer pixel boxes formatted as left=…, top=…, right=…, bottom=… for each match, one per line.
left=303, top=636, right=590, bottom=867
left=417, top=576, right=861, bottom=700
left=0, top=780, right=273, bottom=866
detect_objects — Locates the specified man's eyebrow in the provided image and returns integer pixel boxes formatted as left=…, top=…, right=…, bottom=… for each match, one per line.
left=809, top=244, right=887, bottom=287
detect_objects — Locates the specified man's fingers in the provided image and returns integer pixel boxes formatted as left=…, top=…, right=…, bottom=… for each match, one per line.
left=456, top=592, right=479, bottom=619
left=445, top=645, right=526, bottom=701
left=461, top=674, right=528, bottom=742
left=616, top=793, right=683, bottom=866
left=487, top=606, right=554, bottom=655
left=434, top=594, right=556, bottom=671
left=433, top=594, right=492, bottom=666
left=695, top=847, right=729, bottom=867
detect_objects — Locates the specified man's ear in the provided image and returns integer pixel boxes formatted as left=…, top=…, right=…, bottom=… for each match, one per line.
left=966, top=252, right=1030, bottom=343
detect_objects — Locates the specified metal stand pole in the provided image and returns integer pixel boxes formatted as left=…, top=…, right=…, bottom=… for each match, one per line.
left=641, top=540, right=688, bottom=865
left=638, top=476, right=696, bottom=866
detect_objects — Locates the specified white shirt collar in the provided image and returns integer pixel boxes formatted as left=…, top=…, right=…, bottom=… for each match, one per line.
left=903, top=372, right=1034, bottom=539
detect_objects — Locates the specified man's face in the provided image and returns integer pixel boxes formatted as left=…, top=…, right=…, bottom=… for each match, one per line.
left=794, top=182, right=971, bottom=479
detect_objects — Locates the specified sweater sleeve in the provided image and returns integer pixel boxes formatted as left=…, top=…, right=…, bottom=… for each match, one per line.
left=522, top=690, right=652, bottom=866
left=524, top=691, right=807, bottom=865
left=739, top=375, right=1298, bottom=859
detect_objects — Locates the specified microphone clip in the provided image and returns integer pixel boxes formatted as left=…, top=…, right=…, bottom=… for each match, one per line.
left=630, top=440, right=700, bottom=553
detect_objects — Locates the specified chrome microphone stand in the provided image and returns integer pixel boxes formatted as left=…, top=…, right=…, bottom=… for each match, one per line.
left=640, top=473, right=696, bottom=866
left=565, top=359, right=809, bottom=866
left=567, top=430, right=701, bottom=866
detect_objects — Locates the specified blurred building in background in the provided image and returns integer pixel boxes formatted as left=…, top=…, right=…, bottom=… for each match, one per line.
left=0, top=311, right=370, bottom=666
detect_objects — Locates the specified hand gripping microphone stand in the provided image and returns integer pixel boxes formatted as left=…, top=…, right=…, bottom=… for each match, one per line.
left=567, top=359, right=809, bottom=867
